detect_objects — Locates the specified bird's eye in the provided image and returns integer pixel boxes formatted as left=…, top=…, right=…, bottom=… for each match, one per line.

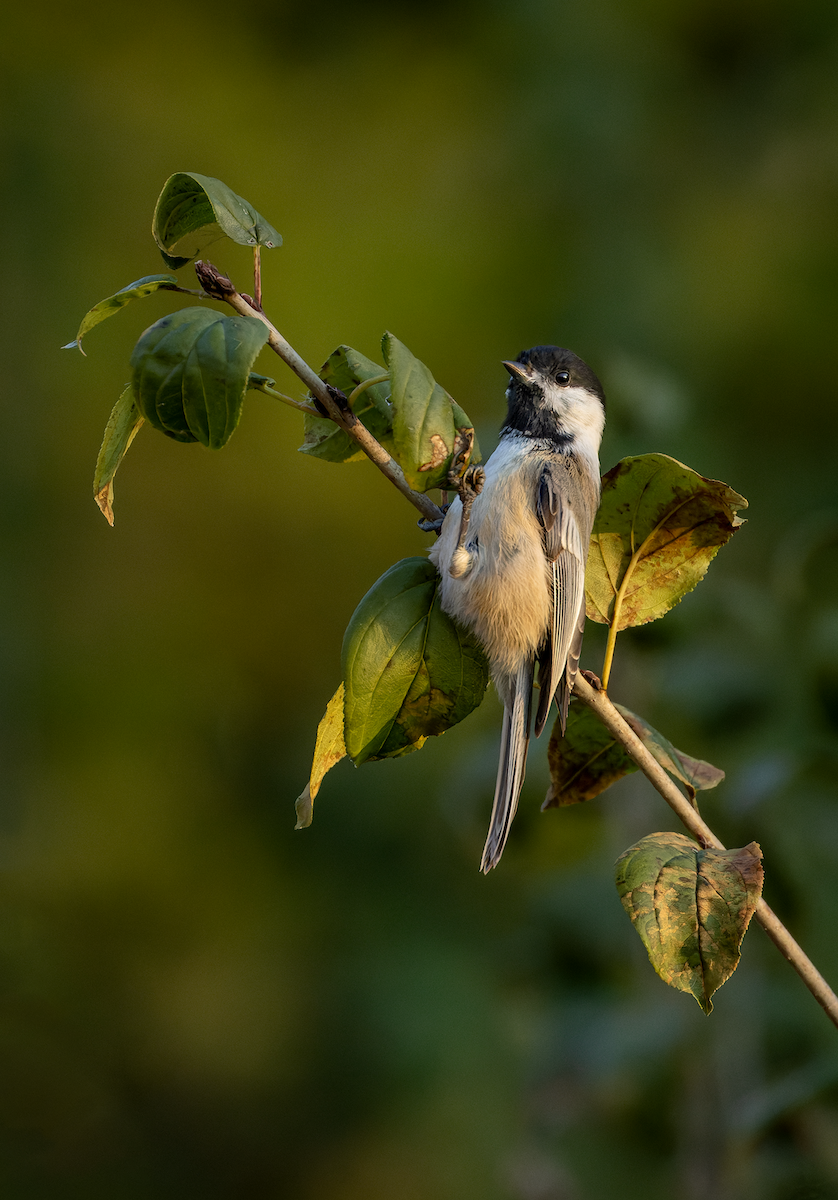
left=555, top=370, right=570, bottom=385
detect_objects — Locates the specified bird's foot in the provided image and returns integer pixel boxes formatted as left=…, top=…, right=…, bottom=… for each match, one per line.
left=448, top=461, right=485, bottom=500
left=418, top=515, right=444, bottom=534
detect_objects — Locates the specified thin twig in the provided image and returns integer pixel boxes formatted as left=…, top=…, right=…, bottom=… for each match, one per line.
left=194, top=260, right=444, bottom=525
left=251, top=380, right=320, bottom=415
left=573, top=673, right=838, bottom=1031
left=347, top=373, right=390, bottom=406
left=254, top=245, right=263, bottom=311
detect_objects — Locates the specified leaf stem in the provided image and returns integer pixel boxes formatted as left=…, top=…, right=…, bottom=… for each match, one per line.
left=601, top=557, right=639, bottom=688
left=601, top=544, right=641, bottom=689
left=573, top=674, right=838, bottom=1030
left=253, top=245, right=262, bottom=311
left=601, top=626, right=619, bottom=692
left=194, top=261, right=443, bottom=525
left=347, top=373, right=390, bottom=406
left=253, top=381, right=320, bottom=415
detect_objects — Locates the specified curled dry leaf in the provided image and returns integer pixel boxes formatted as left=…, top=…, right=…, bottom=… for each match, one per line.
left=544, top=701, right=724, bottom=807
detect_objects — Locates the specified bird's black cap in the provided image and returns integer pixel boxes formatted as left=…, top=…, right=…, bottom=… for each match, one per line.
left=505, top=346, right=605, bottom=408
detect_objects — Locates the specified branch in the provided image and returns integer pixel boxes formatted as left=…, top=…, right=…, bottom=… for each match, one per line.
left=573, top=673, right=838, bottom=1031
left=194, top=261, right=444, bottom=525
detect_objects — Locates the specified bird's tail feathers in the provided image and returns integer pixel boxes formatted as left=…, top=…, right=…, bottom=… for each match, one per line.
left=480, top=661, right=532, bottom=872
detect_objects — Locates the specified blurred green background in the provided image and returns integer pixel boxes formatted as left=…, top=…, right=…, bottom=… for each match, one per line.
left=2, top=0, right=838, bottom=1196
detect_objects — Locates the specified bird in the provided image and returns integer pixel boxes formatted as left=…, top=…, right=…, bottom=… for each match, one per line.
left=429, top=346, right=605, bottom=871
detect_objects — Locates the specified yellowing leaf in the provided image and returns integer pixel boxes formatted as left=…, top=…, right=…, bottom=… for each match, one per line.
left=586, top=454, right=747, bottom=630
left=295, top=683, right=347, bottom=829
left=93, top=384, right=145, bottom=525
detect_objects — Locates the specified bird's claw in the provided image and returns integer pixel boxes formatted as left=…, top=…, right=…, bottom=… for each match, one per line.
left=448, top=462, right=484, bottom=502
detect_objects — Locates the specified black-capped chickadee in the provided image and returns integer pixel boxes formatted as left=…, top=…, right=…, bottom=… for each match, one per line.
left=430, top=346, right=606, bottom=871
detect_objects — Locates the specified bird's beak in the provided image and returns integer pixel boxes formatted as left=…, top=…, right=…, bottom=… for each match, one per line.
left=502, top=360, right=533, bottom=383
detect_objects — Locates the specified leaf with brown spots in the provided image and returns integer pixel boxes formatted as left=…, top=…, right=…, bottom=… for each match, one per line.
left=615, top=833, right=763, bottom=1013
left=585, top=454, right=747, bottom=630
left=419, top=433, right=449, bottom=473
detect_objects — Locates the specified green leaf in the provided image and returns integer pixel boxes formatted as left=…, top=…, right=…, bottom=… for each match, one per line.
left=62, top=274, right=178, bottom=354
left=382, top=332, right=458, bottom=492
left=295, top=683, right=347, bottom=829
left=152, top=173, right=281, bottom=268
left=93, top=384, right=145, bottom=525
left=298, top=337, right=480, bottom=480
left=615, top=832, right=763, bottom=1013
left=585, top=453, right=747, bottom=630
left=300, top=345, right=394, bottom=463
left=341, top=557, right=490, bottom=764
left=543, top=702, right=724, bottom=807
left=130, top=307, right=269, bottom=448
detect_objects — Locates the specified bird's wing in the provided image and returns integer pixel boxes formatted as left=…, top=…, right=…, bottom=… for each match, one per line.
left=534, top=466, right=589, bottom=737
left=553, top=592, right=586, bottom=733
